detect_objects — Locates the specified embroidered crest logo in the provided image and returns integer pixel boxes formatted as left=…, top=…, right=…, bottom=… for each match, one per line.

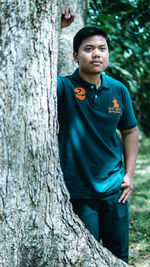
left=108, top=98, right=121, bottom=114
left=75, top=87, right=86, bottom=100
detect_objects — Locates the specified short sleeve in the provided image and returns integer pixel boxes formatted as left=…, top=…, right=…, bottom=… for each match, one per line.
left=117, top=87, right=137, bottom=130
left=57, top=76, right=64, bottom=100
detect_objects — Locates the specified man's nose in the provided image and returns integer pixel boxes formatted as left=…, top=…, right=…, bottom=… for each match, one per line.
left=92, top=48, right=101, bottom=57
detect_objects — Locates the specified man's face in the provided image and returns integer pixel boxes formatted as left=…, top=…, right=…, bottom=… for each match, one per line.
left=73, top=35, right=109, bottom=75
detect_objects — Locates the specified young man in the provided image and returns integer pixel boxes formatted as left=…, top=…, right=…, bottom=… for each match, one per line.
left=58, top=9, right=138, bottom=263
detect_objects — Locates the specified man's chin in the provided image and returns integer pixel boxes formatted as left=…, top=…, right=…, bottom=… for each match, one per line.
left=91, top=70, right=101, bottom=75
left=89, top=67, right=103, bottom=75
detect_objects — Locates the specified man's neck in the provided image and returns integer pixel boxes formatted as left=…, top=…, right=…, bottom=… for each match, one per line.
left=79, top=70, right=101, bottom=89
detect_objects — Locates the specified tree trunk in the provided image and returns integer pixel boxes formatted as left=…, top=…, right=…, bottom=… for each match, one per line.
left=58, top=0, right=88, bottom=76
left=0, top=0, right=128, bottom=266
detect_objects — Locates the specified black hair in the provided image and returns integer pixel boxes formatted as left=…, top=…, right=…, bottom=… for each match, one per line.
left=73, top=26, right=110, bottom=53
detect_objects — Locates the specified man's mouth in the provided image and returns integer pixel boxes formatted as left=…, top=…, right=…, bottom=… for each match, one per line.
left=90, top=60, right=102, bottom=66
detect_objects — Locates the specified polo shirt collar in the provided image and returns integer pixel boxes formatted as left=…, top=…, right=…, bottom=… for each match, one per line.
left=101, top=73, right=110, bottom=90
left=70, top=68, right=110, bottom=90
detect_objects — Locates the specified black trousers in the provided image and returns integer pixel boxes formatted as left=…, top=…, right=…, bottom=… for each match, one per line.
left=71, top=189, right=129, bottom=263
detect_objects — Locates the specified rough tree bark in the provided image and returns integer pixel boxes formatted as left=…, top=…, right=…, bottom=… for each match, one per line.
left=0, top=0, right=128, bottom=266
left=58, top=0, right=88, bottom=75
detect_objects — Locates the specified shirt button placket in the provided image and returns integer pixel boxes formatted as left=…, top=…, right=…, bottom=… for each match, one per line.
left=91, top=85, right=98, bottom=106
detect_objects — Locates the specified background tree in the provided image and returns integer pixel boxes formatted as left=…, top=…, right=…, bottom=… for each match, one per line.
left=87, top=0, right=150, bottom=135
left=0, top=0, right=127, bottom=266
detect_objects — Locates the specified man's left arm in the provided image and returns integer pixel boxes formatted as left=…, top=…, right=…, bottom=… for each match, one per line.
left=61, top=7, right=75, bottom=28
left=118, top=126, right=138, bottom=204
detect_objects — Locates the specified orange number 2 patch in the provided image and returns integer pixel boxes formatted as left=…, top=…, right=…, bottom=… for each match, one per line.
left=75, top=87, right=86, bottom=100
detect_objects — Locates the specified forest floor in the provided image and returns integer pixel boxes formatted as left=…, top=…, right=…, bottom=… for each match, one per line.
left=129, top=134, right=150, bottom=266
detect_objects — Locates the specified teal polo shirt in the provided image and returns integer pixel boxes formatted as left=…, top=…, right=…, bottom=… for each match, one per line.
left=57, top=68, right=137, bottom=199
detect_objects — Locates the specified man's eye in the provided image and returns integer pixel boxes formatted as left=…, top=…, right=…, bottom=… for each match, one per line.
left=85, top=47, right=93, bottom=51
left=100, top=47, right=106, bottom=51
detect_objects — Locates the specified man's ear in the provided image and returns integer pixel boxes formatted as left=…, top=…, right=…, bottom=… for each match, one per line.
left=73, top=51, right=79, bottom=63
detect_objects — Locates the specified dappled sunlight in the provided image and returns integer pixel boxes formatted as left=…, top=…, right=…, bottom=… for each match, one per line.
left=135, top=166, right=150, bottom=175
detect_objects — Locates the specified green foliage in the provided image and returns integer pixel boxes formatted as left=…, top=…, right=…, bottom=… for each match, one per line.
left=129, top=135, right=150, bottom=266
left=86, top=0, right=150, bottom=135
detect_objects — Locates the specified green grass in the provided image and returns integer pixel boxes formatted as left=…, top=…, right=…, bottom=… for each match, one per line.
left=129, top=134, right=150, bottom=266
